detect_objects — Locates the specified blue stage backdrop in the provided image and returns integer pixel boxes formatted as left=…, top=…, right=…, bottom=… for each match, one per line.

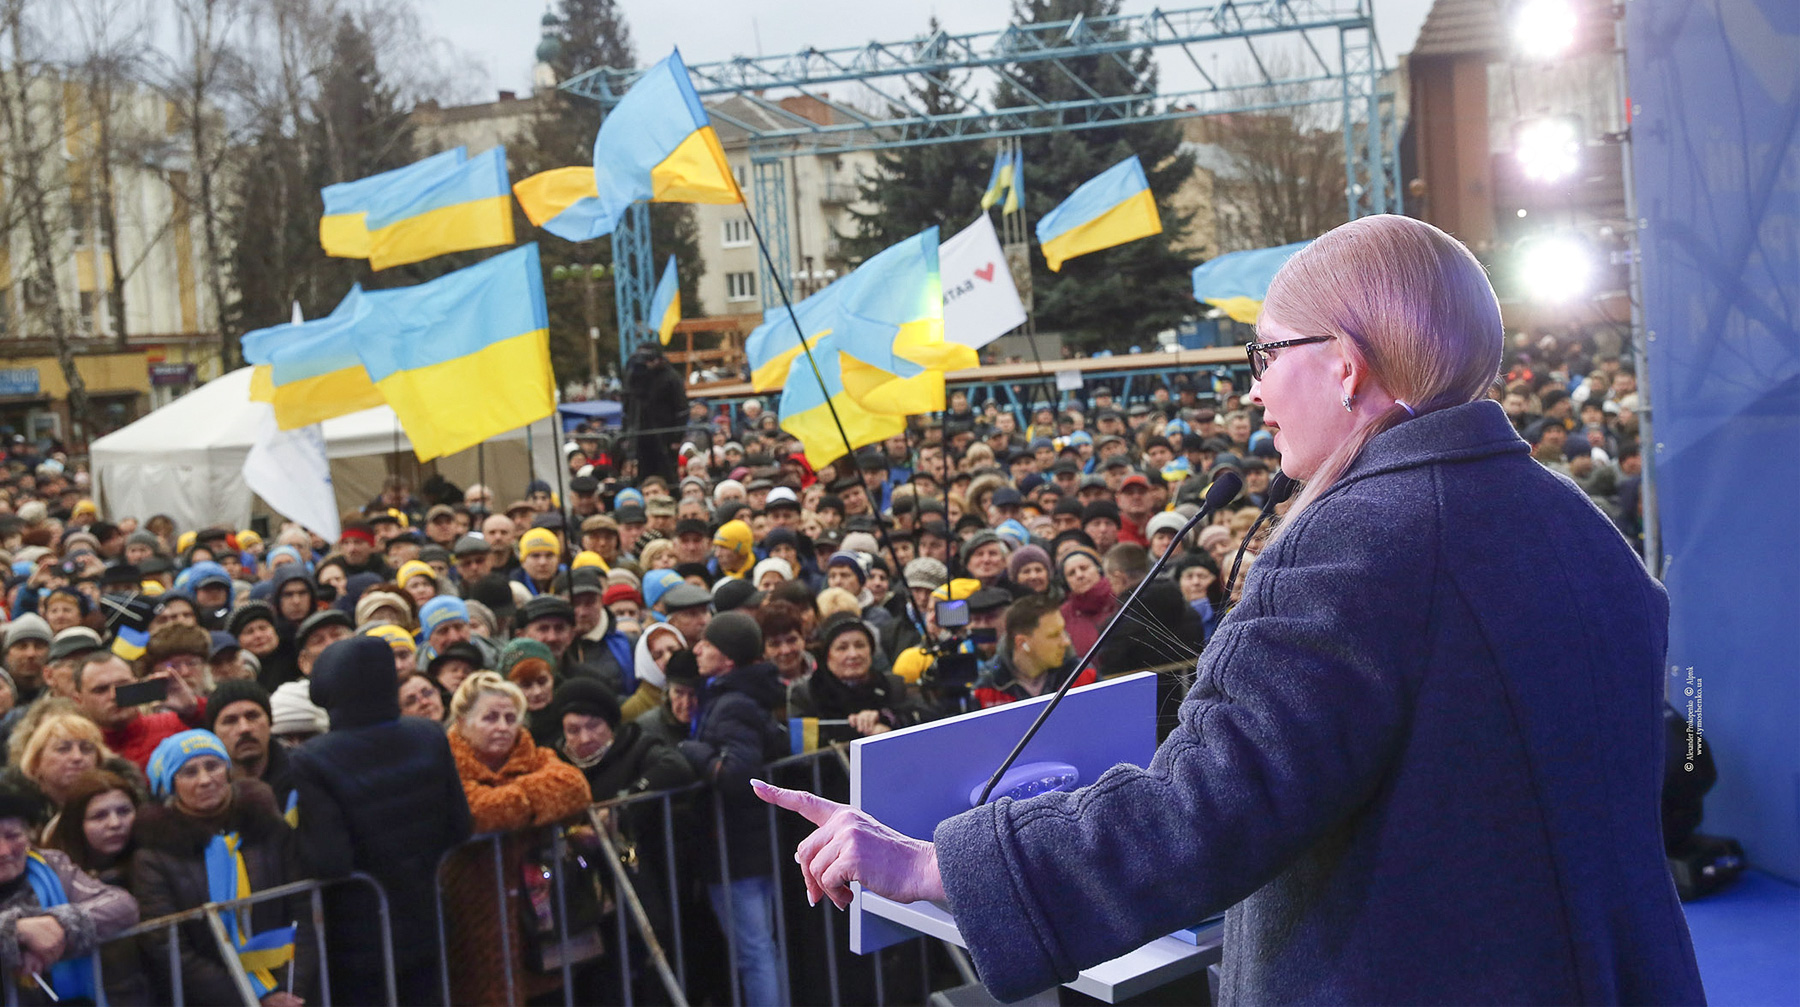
left=1629, top=0, right=1799, bottom=880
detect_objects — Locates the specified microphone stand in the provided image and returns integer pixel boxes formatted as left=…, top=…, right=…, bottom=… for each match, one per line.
left=1223, top=472, right=1296, bottom=607
left=975, top=471, right=1244, bottom=805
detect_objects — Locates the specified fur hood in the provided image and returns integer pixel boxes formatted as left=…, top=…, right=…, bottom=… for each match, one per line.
left=132, top=779, right=287, bottom=857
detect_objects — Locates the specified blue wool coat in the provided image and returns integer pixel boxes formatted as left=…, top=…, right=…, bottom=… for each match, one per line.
left=935, top=400, right=1705, bottom=1005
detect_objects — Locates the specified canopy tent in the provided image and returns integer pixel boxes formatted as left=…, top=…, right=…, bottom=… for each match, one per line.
left=91, top=367, right=559, bottom=532
left=557, top=399, right=623, bottom=431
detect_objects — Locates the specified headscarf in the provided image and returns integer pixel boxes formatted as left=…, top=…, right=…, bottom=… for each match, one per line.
left=632, top=622, right=685, bottom=692
left=147, top=730, right=229, bottom=800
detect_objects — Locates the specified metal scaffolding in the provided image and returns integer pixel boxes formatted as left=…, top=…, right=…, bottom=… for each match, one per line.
left=563, top=0, right=1401, bottom=365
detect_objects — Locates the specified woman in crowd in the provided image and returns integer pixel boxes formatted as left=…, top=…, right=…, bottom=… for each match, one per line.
left=1057, top=548, right=1115, bottom=658
left=16, top=713, right=114, bottom=832
left=628, top=622, right=684, bottom=722
left=398, top=671, right=447, bottom=724
left=443, top=673, right=591, bottom=1006
left=499, top=639, right=560, bottom=747
left=132, top=730, right=315, bottom=1006
left=787, top=614, right=925, bottom=737
left=1174, top=553, right=1224, bottom=638
left=44, top=770, right=150, bottom=1005
left=0, top=776, right=139, bottom=1005
left=1007, top=545, right=1054, bottom=598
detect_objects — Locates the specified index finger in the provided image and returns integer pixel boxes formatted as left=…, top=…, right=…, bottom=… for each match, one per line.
left=750, top=779, right=847, bottom=827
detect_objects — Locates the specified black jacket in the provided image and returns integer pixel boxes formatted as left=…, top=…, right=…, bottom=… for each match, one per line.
left=130, top=781, right=319, bottom=1006
left=787, top=666, right=928, bottom=732
left=679, top=661, right=784, bottom=881
left=569, top=720, right=695, bottom=803
left=289, top=639, right=473, bottom=979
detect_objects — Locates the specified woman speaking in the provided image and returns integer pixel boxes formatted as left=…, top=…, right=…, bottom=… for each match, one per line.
left=756, top=215, right=1706, bottom=1004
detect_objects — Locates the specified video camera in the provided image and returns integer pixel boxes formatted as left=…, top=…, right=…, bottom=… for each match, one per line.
left=917, top=598, right=996, bottom=694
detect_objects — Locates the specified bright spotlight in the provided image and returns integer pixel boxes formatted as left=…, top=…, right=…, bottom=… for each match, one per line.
left=1514, top=0, right=1577, bottom=59
left=1518, top=236, right=1593, bottom=303
left=1515, top=116, right=1582, bottom=182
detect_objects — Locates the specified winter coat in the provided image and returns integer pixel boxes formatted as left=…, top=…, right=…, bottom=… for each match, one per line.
left=130, top=781, right=319, bottom=1006
left=934, top=400, right=1706, bottom=1005
left=1059, top=578, right=1118, bottom=660
left=678, top=661, right=784, bottom=882
left=0, top=847, right=138, bottom=1006
left=566, top=721, right=695, bottom=804
left=566, top=610, right=634, bottom=697
left=970, top=651, right=1095, bottom=710
left=443, top=727, right=591, bottom=1006
left=289, top=642, right=473, bottom=988
left=787, top=665, right=929, bottom=732
left=633, top=705, right=688, bottom=749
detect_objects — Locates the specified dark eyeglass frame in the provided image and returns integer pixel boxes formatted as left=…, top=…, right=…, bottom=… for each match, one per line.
left=1245, top=335, right=1334, bottom=380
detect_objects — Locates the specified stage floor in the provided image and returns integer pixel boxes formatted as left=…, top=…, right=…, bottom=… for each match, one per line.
left=1684, top=869, right=1800, bottom=1005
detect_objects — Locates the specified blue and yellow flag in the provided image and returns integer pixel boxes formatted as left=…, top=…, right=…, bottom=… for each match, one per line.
left=825, top=227, right=977, bottom=416
left=650, top=255, right=681, bottom=345
left=778, top=333, right=908, bottom=469
left=320, top=148, right=467, bottom=259
left=1190, top=240, right=1312, bottom=323
left=362, top=146, right=514, bottom=270
left=743, top=282, right=843, bottom=392
left=205, top=833, right=296, bottom=997
left=981, top=147, right=1023, bottom=214
left=241, top=287, right=385, bottom=430
left=1036, top=155, right=1162, bottom=272
left=514, top=48, right=742, bottom=242
left=352, top=244, right=553, bottom=461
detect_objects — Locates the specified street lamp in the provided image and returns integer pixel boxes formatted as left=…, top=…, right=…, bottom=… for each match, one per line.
left=550, top=262, right=610, bottom=381
left=1513, top=0, right=1577, bottom=59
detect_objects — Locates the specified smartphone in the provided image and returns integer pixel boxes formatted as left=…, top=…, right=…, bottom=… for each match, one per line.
left=936, top=598, right=970, bottom=629
left=114, top=678, right=170, bottom=708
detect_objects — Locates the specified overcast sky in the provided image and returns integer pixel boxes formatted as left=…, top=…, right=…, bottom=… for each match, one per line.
left=419, top=0, right=1437, bottom=102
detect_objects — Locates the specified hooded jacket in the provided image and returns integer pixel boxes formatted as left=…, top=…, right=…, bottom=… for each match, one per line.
left=934, top=400, right=1706, bottom=1005
left=288, top=638, right=473, bottom=988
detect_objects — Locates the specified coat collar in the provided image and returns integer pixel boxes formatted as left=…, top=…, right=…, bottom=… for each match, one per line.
left=1334, top=399, right=1527, bottom=491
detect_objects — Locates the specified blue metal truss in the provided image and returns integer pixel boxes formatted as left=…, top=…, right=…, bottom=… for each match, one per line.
left=564, top=0, right=1403, bottom=356
left=610, top=203, right=654, bottom=365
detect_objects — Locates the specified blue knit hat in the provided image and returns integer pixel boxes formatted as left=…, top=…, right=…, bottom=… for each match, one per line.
left=147, top=730, right=229, bottom=800
left=419, top=596, right=470, bottom=640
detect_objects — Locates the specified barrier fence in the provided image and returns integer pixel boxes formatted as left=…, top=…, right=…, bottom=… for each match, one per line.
left=23, top=745, right=983, bottom=1007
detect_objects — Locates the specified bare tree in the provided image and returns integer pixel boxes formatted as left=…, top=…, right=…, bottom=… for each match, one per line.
left=0, top=0, right=95, bottom=441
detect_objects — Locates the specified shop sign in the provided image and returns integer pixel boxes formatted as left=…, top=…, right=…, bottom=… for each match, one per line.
left=0, top=368, right=40, bottom=396
left=149, top=363, right=196, bottom=386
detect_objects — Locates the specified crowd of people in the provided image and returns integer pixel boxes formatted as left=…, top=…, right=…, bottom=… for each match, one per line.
left=0, top=331, right=1647, bottom=1006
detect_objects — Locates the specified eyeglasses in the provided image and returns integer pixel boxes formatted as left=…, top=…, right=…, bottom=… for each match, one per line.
left=1245, top=335, right=1334, bottom=381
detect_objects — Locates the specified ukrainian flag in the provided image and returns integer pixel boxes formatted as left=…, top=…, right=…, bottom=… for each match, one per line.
left=650, top=255, right=681, bottom=345
left=242, top=288, right=385, bottom=429
left=352, top=244, right=553, bottom=461
left=981, top=147, right=1023, bottom=214
left=242, top=290, right=357, bottom=405
left=320, top=148, right=467, bottom=259
left=362, top=146, right=515, bottom=271
left=826, top=227, right=977, bottom=416
left=516, top=48, right=741, bottom=242
left=1191, top=240, right=1312, bottom=323
left=743, top=283, right=843, bottom=392
left=778, top=332, right=908, bottom=469
left=1036, top=155, right=1162, bottom=272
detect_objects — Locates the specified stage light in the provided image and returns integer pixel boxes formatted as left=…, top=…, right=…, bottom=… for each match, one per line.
left=1515, top=116, right=1582, bottom=182
left=1514, top=0, right=1577, bottom=59
left=1518, top=235, right=1593, bottom=303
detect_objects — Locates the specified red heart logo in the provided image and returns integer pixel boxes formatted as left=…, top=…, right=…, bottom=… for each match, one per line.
left=974, top=263, right=995, bottom=282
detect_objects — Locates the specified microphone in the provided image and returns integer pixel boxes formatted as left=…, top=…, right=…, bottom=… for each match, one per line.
left=1223, top=471, right=1297, bottom=606
left=975, top=470, right=1244, bottom=805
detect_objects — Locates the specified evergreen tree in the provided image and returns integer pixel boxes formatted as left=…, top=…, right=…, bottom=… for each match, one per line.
left=511, top=0, right=701, bottom=386
left=997, top=0, right=1198, bottom=350
left=840, top=25, right=992, bottom=262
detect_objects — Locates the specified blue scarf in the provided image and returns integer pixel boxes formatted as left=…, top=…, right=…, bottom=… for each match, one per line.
left=23, top=851, right=96, bottom=1001
left=203, top=833, right=295, bottom=996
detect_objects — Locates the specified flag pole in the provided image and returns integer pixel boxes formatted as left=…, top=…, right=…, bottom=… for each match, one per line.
left=739, top=200, right=929, bottom=633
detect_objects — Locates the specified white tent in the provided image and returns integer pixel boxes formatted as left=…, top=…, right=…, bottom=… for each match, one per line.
left=91, top=367, right=560, bottom=530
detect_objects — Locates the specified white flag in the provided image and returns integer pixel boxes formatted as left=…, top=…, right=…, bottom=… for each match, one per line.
left=941, top=214, right=1026, bottom=350
left=243, top=408, right=341, bottom=543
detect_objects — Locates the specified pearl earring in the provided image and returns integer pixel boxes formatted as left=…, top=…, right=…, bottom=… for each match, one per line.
left=1342, top=394, right=1354, bottom=412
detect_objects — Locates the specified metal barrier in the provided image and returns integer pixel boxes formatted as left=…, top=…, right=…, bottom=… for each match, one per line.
left=0, top=870, right=397, bottom=1007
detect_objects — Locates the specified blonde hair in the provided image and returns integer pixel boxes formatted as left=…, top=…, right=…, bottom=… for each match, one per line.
left=637, top=539, right=678, bottom=570
left=1262, top=215, right=1502, bottom=535
left=7, top=698, right=82, bottom=766
left=447, top=671, right=527, bottom=728
left=815, top=587, right=861, bottom=620
left=21, top=713, right=109, bottom=780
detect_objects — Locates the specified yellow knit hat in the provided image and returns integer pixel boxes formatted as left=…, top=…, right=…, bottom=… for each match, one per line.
left=517, top=527, right=560, bottom=560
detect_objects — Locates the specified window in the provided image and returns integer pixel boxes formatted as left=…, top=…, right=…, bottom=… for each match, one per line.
left=733, top=163, right=748, bottom=188
left=726, top=271, right=757, bottom=302
left=721, top=218, right=753, bottom=248
left=78, top=291, right=108, bottom=336
left=0, top=288, right=9, bottom=335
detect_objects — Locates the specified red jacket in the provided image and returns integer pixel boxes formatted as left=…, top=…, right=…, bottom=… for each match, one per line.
left=104, top=704, right=206, bottom=769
